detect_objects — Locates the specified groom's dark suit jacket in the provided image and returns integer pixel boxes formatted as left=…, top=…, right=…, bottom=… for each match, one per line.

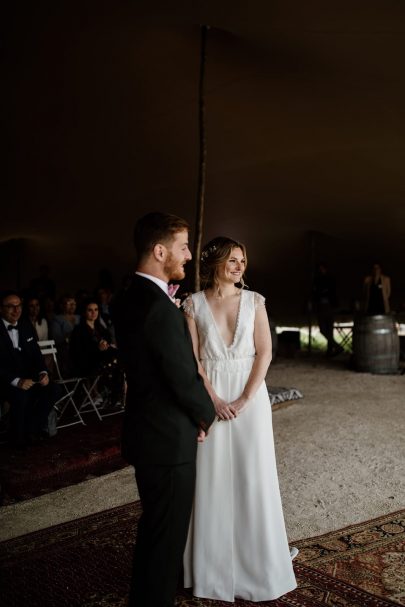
left=114, top=274, right=215, bottom=467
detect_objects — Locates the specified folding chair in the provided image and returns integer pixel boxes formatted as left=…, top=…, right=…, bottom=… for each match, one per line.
left=333, top=322, right=354, bottom=353
left=78, top=375, right=104, bottom=421
left=38, top=340, right=85, bottom=429
left=100, top=381, right=126, bottom=419
left=78, top=374, right=125, bottom=420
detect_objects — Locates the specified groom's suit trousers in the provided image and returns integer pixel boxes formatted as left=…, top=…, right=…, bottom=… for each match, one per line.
left=128, top=461, right=196, bottom=607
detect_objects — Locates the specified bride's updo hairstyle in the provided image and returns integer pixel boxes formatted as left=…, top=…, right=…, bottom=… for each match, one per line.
left=200, top=236, right=247, bottom=290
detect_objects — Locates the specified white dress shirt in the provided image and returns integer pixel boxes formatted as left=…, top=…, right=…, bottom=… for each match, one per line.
left=2, top=318, right=19, bottom=349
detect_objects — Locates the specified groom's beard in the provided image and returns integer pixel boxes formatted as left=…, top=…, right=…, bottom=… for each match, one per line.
left=164, top=252, right=187, bottom=281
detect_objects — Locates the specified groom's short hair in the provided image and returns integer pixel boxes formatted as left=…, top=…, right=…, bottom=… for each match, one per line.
left=134, top=212, right=189, bottom=260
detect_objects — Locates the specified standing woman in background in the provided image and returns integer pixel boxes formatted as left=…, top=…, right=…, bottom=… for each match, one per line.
left=363, top=263, right=391, bottom=315
left=183, top=236, right=296, bottom=602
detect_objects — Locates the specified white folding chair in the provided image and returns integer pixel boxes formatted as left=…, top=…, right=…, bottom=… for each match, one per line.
left=38, top=340, right=86, bottom=429
left=78, top=374, right=126, bottom=420
left=77, top=375, right=104, bottom=421
left=99, top=382, right=126, bottom=419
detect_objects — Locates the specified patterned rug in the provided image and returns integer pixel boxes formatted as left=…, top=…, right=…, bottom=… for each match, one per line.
left=267, top=386, right=303, bottom=410
left=1, top=502, right=403, bottom=606
left=0, top=414, right=125, bottom=504
left=294, top=510, right=405, bottom=606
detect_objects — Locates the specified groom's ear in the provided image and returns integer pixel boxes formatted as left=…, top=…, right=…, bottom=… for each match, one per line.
left=153, top=243, right=167, bottom=262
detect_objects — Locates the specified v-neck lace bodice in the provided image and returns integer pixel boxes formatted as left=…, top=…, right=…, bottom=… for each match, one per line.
left=201, top=290, right=243, bottom=350
left=184, top=290, right=264, bottom=363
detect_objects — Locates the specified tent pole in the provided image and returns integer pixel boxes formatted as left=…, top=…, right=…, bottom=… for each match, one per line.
left=193, top=25, right=209, bottom=293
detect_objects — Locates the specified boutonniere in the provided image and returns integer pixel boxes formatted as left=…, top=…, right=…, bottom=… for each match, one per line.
left=168, top=284, right=181, bottom=308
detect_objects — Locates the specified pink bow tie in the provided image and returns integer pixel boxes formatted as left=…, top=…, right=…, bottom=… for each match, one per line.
left=168, top=284, right=180, bottom=299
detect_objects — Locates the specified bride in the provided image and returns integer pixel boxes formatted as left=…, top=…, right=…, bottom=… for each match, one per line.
left=183, top=236, right=297, bottom=602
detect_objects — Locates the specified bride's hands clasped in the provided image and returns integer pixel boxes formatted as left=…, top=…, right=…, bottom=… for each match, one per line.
left=229, top=395, right=248, bottom=416
left=213, top=395, right=238, bottom=421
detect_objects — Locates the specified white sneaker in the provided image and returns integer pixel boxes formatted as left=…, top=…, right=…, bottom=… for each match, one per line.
left=290, top=546, right=299, bottom=560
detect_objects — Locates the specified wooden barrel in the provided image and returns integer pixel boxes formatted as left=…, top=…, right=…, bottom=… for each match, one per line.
left=353, top=314, right=399, bottom=374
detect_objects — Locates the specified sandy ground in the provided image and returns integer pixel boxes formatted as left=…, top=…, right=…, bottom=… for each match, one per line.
left=270, top=355, right=405, bottom=541
left=1, top=353, right=404, bottom=543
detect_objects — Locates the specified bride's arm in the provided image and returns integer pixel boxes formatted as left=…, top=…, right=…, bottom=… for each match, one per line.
left=230, top=303, right=272, bottom=414
left=185, top=314, right=237, bottom=421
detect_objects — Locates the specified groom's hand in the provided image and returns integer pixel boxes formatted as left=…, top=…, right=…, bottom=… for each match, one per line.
left=197, top=428, right=206, bottom=443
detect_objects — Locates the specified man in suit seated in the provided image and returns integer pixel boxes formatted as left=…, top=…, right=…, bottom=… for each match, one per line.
left=0, top=290, right=57, bottom=449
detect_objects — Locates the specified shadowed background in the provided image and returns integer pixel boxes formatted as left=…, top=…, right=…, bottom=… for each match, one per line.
left=2, top=1, right=405, bottom=322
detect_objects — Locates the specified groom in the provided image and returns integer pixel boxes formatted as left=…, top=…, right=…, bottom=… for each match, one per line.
left=114, top=212, right=215, bottom=607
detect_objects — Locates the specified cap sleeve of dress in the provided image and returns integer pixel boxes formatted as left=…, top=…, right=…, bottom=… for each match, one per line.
left=253, top=291, right=266, bottom=309
left=182, top=294, right=195, bottom=319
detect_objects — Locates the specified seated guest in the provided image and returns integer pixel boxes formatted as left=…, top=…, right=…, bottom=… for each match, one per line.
left=51, top=294, right=80, bottom=375
left=25, top=295, right=57, bottom=376
left=96, top=287, right=115, bottom=340
left=44, top=296, right=56, bottom=327
left=25, top=296, right=49, bottom=341
left=0, top=291, right=58, bottom=449
left=69, top=299, right=124, bottom=406
left=52, top=294, right=80, bottom=345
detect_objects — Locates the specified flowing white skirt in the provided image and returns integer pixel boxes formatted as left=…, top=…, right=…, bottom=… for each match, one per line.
left=184, top=358, right=297, bottom=601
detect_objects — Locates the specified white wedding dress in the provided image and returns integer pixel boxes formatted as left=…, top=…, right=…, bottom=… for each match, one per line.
left=183, top=289, right=297, bottom=602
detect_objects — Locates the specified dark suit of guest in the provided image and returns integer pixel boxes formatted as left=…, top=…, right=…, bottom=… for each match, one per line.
left=114, top=274, right=215, bottom=607
left=0, top=319, right=56, bottom=447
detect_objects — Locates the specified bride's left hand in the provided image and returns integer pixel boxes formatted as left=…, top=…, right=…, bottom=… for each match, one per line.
left=229, top=395, right=249, bottom=415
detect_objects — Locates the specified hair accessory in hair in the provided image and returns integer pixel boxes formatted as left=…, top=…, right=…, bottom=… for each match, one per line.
left=201, top=245, right=217, bottom=261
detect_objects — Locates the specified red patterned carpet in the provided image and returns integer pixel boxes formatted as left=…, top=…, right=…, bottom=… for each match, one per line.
left=0, top=415, right=126, bottom=504
left=1, top=502, right=404, bottom=607
left=294, top=511, right=405, bottom=606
